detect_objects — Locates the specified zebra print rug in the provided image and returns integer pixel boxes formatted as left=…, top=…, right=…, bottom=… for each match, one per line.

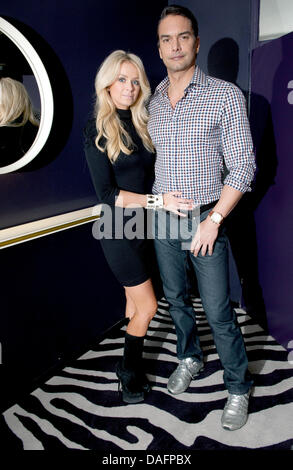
left=1, top=298, right=293, bottom=450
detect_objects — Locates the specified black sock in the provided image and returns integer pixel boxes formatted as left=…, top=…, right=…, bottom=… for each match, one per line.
left=122, top=332, right=145, bottom=372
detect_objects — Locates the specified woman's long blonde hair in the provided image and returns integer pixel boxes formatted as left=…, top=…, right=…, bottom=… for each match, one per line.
left=94, top=50, right=154, bottom=162
left=0, top=77, right=39, bottom=127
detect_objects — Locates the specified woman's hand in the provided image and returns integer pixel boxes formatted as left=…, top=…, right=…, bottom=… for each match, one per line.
left=163, top=192, right=195, bottom=217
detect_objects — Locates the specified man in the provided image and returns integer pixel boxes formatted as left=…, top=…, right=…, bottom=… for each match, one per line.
left=148, top=5, right=255, bottom=431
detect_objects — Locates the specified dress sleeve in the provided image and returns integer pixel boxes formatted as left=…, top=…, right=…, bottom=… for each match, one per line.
left=83, top=119, right=120, bottom=206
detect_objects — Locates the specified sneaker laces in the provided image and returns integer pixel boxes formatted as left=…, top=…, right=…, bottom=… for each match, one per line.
left=225, top=394, right=249, bottom=415
left=177, top=361, right=193, bottom=379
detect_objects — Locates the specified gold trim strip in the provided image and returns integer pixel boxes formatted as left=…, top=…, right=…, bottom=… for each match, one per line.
left=0, top=216, right=99, bottom=249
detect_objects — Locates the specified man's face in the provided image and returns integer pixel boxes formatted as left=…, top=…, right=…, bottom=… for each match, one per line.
left=158, top=15, right=200, bottom=73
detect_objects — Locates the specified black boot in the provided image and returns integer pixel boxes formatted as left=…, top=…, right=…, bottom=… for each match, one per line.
left=116, top=360, right=145, bottom=403
left=116, top=333, right=150, bottom=403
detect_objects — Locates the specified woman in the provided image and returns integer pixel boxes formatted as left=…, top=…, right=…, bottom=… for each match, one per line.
left=84, top=50, right=193, bottom=404
left=0, top=77, right=39, bottom=166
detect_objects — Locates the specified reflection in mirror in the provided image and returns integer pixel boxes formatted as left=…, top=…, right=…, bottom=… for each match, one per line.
left=0, top=17, right=53, bottom=174
left=0, top=74, right=40, bottom=166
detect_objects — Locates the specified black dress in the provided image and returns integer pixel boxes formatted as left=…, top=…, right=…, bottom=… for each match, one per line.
left=84, top=108, right=156, bottom=287
left=0, top=120, right=38, bottom=166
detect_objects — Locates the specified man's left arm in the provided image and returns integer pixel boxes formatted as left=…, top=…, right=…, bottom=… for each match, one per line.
left=191, top=85, right=256, bottom=257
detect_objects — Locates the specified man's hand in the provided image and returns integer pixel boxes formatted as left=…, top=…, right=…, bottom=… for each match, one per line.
left=190, top=216, right=220, bottom=256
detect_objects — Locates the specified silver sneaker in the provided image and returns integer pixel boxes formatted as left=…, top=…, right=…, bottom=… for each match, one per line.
left=221, top=391, right=250, bottom=431
left=167, top=358, right=204, bottom=395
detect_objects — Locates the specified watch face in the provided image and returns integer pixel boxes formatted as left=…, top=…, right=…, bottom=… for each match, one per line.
left=211, top=212, right=222, bottom=224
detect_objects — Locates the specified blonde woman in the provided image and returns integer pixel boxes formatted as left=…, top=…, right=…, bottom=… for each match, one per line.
left=84, top=50, right=193, bottom=404
left=0, top=77, right=39, bottom=165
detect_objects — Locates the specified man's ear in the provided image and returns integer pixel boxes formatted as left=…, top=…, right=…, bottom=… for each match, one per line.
left=195, top=37, right=200, bottom=54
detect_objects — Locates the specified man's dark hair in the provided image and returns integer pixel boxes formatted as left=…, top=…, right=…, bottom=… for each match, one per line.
left=158, top=4, right=199, bottom=39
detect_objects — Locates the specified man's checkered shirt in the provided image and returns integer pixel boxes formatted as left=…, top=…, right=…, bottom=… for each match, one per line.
left=147, top=67, right=256, bottom=204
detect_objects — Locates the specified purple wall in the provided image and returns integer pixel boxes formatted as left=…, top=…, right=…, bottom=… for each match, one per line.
left=251, top=32, right=293, bottom=349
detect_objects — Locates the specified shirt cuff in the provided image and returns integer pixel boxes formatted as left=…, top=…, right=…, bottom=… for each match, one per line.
left=223, top=175, right=252, bottom=193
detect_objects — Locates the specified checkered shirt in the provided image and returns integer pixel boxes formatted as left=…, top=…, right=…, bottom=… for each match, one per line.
left=147, top=66, right=256, bottom=204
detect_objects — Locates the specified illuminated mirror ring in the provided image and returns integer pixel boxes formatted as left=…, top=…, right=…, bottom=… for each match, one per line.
left=0, top=17, right=54, bottom=174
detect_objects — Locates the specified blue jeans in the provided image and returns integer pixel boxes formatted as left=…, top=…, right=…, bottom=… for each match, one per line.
left=153, top=209, right=253, bottom=394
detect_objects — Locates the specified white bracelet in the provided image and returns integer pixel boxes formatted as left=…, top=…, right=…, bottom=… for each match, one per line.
left=146, top=194, right=164, bottom=210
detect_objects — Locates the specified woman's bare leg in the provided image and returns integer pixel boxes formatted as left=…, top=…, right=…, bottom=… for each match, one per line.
left=124, top=288, right=136, bottom=319
left=124, top=279, right=157, bottom=336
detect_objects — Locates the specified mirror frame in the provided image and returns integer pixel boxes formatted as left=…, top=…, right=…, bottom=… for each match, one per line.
left=0, top=16, right=54, bottom=174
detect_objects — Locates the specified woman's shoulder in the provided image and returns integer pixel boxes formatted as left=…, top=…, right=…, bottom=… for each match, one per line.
left=83, top=117, right=97, bottom=140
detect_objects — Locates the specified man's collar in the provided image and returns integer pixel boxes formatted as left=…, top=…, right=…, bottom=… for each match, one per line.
left=155, top=66, right=209, bottom=95
left=189, top=66, right=209, bottom=87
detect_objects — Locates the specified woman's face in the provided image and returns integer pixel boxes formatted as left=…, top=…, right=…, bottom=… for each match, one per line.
left=108, top=61, right=141, bottom=110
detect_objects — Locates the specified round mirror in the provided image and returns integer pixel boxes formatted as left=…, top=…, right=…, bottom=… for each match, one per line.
left=0, top=17, right=53, bottom=174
